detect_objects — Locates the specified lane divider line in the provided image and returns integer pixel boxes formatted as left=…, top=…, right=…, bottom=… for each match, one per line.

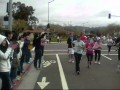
left=44, top=50, right=116, bottom=51
left=56, top=54, right=69, bottom=90
left=44, top=53, right=118, bottom=56
left=101, top=54, right=112, bottom=60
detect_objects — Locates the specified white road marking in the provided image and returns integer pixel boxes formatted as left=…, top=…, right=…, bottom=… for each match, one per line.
left=102, top=54, right=118, bottom=55
left=101, top=54, right=112, bottom=60
left=45, top=50, right=116, bottom=52
left=43, top=61, right=51, bottom=68
left=44, top=53, right=118, bottom=56
left=56, top=54, right=69, bottom=90
left=37, top=77, right=50, bottom=89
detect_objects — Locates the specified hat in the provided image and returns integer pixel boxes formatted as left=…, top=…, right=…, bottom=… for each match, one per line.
left=0, top=34, right=9, bottom=45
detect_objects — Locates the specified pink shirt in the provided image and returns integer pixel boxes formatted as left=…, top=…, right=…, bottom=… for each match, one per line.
left=85, top=42, right=94, bottom=54
left=93, top=42, right=103, bottom=50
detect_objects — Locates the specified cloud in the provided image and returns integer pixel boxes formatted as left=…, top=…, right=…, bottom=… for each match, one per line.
left=1, top=0, right=120, bottom=27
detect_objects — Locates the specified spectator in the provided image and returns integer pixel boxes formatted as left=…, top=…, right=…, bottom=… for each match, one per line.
left=115, top=37, right=120, bottom=63
left=33, top=32, right=47, bottom=70
left=21, top=33, right=31, bottom=64
left=0, top=34, right=14, bottom=90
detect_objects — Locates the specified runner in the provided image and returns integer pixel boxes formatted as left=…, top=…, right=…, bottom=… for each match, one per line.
left=85, top=37, right=94, bottom=68
left=73, top=36, right=85, bottom=75
left=93, top=38, right=103, bottom=64
left=107, top=36, right=113, bottom=55
left=67, top=33, right=76, bottom=63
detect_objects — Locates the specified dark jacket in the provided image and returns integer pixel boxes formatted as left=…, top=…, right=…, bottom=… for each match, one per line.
left=34, top=33, right=47, bottom=50
left=67, top=36, right=76, bottom=48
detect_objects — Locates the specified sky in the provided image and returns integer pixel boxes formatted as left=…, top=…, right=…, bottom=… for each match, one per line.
left=1, top=0, right=120, bottom=27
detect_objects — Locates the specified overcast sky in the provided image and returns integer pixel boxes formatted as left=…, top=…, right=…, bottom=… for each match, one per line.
left=1, top=0, right=120, bottom=27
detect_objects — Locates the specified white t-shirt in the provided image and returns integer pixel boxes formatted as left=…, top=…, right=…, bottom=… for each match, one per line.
left=73, top=40, right=85, bottom=54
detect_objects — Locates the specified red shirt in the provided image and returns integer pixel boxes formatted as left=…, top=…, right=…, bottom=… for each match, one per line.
left=80, top=35, right=87, bottom=42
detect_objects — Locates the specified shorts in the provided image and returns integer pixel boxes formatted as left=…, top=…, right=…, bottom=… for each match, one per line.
left=68, top=48, right=74, bottom=54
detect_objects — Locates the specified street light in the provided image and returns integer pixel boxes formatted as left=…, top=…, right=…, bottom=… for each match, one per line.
left=48, top=0, right=54, bottom=27
left=47, top=0, right=54, bottom=42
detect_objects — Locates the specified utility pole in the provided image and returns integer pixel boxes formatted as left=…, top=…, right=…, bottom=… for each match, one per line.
left=9, top=0, right=12, bottom=31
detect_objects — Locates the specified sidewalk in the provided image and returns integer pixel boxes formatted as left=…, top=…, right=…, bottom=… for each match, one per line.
left=13, top=59, right=34, bottom=90
left=0, top=59, right=33, bottom=90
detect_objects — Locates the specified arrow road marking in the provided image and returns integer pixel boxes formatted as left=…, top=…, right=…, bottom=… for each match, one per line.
left=56, top=54, right=69, bottom=90
left=37, top=77, right=50, bottom=89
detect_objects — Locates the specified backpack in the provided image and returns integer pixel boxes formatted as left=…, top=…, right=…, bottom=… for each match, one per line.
left=11, top=42, right=20, bottom=69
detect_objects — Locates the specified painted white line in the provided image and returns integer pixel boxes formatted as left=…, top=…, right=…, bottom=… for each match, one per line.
left=45, top=53, right=68, bottom=55
left=44, top=53, right=118, bottom=56
left=45, top=50, right=116, bottom=52
left=56, top=54, right=68, bottom=90
left=102, top=54, right=118, bottom=55
left=45, top=50, right=67, bottom=51
left=101, top=54, right=112, bottom=60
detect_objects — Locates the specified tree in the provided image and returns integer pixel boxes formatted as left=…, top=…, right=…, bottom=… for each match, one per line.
left=28, top=16, right=39, bottom=28
left=12, top=2, right=35, bottom=21
left=12, top=2, right=39, bottom=31
left=12, top=19, right=28, bottom=32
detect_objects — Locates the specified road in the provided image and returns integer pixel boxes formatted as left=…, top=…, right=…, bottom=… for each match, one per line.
left=18, top=42, right=120, bottom=89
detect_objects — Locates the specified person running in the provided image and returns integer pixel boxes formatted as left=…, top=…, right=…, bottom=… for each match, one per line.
left=0, top=34, right=15, bottom=90
left=57, top=36, right=60, bottom=43
left=67, top=33, right=76, bottom=63
left=73, top=36, right=85, bottom=75
left=107, top=36, right=113, bottom=55
left=93, top=38, right=103, bottom=64
left=85, top=37, right=94, bottom=68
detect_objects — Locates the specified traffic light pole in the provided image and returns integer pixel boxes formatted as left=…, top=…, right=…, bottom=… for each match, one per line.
left=108, top=13, right=120, bottom=19
left=9, top=0, right=12, bottom=31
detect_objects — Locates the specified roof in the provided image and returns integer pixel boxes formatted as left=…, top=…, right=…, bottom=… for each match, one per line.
left=23, top=29, right=44, bottom=33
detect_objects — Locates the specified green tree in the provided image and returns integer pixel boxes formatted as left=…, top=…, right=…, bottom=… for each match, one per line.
left=28, top=16, right=39, bottom=28
left=12, top=2, right=35, bottom=21
left=12, top=2, right=39, bottom=31
left=12, top=19, right=28, bottom=32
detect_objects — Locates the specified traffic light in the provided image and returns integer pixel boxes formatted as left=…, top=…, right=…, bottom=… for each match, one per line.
left=47, top=23, right=50, bottom=28
left=108, top=13, right=111, bottom=19
left=4, top=16, right=9, bottom=21
left=6, top=2, right=10, bottom=15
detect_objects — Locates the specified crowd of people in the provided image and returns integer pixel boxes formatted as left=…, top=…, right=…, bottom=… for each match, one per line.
left=0, top=30, right=120, bottom=89
left=0, top=30, right=48, bottom=90
left=67, top=33, right=120, bottom=75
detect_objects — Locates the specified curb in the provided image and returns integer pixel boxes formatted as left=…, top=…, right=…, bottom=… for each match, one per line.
left=13, top=61, right=33, bottom=90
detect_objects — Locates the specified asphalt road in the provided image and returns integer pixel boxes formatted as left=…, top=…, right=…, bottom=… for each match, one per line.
left=34, top=43, right=120, bottom=89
